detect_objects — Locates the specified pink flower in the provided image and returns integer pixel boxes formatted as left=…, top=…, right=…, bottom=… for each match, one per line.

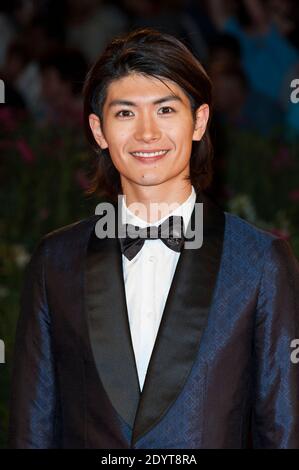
left=16, top=139, right=35, bottom=163
left=288, top=189, right=299, bottom=202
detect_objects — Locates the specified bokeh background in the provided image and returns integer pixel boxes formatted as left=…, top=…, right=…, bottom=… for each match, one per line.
left=1, top=0, right=299, bottom=448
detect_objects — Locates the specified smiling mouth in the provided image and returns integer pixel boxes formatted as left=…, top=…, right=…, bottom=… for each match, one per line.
left=130, top=150, right=169, bottom=158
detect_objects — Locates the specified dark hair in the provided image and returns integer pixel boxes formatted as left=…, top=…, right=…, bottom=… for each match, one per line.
left=83, top=28, right=213, bottom=202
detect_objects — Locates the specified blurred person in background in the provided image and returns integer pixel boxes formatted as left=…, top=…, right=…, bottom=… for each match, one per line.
left=120, top=0, right=184, bottom=34
left=208, top=0, right=299, bottom=111
left=119, top=0, right=209, bottom=60
left=209, top=58, right=283, bottom=136
left=0, top=40, right=30, bottom=111
left=267, top=0, right=299, bottom=50
left=38, top=47, right=88, bottom=127
left=0, top=2, right=16, bottom=67
left=0, top=0, right=68, bottom=118
left=0, top=1, right=41, bottom=115
left=65, top=0, right=128, bottom=64
left=208, top=31, right=242, bottom=66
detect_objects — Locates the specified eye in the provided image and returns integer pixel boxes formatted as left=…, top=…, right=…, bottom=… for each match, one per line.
left=115, top=110, right=134, bottom=118
left=158, top=106, right=175, bottom=114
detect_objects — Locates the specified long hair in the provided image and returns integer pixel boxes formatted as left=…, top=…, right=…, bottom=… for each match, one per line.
left=83, top=28, right=214, bottom=202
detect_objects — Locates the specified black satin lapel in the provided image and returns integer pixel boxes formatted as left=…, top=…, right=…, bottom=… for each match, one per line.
left=132, top=191, right=226, bottom=444
left=85, top=218, right=141, bottom=428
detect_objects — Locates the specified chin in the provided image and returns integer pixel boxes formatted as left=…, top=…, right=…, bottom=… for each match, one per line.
left=138, top=176, right=169, bottom=185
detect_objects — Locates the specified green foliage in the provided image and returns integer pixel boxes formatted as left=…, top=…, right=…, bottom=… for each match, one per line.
left=222, top=129, right=299, bottom=257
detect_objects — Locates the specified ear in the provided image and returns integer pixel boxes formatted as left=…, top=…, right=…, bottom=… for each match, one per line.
left=192, top=104, right=209, bottom=141
left=88, top=113, right=109, bottom=149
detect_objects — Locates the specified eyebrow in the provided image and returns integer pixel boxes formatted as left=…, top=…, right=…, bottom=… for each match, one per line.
left=107, top=94, right=183, bottom=108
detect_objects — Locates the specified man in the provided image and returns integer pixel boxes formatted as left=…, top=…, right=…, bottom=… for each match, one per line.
left=8, top=28, right=299, bottom=449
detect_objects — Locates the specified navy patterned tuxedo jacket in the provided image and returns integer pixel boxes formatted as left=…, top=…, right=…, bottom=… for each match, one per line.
left=8, top=191, right=299, bottom=448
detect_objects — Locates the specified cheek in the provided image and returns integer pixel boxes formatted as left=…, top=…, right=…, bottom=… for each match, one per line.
left=104, top=120, right=132, bottom=150
left=105, top=134, right=131, bottom=169
left=168, top=119, right=194, bottom=147
left=102, top=133, right=123, bottom=155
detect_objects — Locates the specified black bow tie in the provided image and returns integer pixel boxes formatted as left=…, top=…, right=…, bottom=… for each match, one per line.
left=119, top=215, right=185, bottom=261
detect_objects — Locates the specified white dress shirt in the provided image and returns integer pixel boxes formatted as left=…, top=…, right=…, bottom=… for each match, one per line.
left=121, top=186, right=196, bottom=391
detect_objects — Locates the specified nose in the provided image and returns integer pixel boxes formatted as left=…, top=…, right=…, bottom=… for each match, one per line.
left=134, top=113, right=161, bottom=142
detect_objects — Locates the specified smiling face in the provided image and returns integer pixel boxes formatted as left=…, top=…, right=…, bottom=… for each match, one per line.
left=89, top=73, right=209, bottom=197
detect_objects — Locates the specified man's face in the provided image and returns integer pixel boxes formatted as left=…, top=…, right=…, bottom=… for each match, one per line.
left=89, top=73, right=209, bottom=191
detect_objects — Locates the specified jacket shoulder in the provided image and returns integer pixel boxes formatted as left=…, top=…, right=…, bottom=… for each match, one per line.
left=221, top=211, right=298, bottom=293
left=43, top=215, right=97, bottom=242
left=222, top=211, right=292, bottom=274
left=33, top=215, right=99, bottom=260
left=224, top=211, right=280, bottom=249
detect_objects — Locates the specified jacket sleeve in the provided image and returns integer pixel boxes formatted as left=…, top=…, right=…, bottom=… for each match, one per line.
left=8, top=237, right=61, bottom=448
left=252, top=237, right=299, bottom=448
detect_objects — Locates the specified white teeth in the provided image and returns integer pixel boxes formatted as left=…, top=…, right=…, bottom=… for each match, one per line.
left=132, top=150, right=168, bottom=157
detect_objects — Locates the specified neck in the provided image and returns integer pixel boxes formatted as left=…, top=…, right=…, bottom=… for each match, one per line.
left=121, top=180, right=193, bottom=223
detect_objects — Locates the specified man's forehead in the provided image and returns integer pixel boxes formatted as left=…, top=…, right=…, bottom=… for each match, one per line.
left=104, top=73, right=187, bottom=104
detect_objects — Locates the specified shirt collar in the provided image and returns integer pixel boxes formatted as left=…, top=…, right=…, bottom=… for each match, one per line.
left=121, top=185, right=196, bottom=233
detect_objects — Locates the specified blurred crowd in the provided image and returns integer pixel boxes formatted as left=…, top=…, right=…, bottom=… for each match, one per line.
left=1, top=0, right=299, bottom=136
